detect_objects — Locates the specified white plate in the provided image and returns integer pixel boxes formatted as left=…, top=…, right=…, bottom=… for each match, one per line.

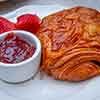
left=0, top=5, right=100, bottom=100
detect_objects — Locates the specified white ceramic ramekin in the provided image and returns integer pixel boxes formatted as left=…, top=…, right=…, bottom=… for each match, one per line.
left=0, top=30, right=41, bottom=83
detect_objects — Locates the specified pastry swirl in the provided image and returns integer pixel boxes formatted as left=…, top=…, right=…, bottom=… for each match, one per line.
left=37, top=6, right=100, bottom=81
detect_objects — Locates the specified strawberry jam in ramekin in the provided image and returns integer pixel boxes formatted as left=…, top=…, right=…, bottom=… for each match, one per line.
left=0, top=33, right=35, bottom=64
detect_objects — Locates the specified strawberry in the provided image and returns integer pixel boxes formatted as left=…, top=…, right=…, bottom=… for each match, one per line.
left=0, top=17, right=15, bottom=34
left=16, top=14, right=41, bottom=33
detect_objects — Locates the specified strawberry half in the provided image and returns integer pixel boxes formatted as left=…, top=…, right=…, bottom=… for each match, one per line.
left=0, top=17, right=15, bottom=34
left=16, top=14, right=41, bottom=33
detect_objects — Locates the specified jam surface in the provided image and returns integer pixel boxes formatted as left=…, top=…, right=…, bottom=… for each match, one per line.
left=0, top=33, right=35, bottom=64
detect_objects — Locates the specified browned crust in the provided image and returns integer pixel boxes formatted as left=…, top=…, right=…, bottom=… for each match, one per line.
left=37, top=6, right=100, bottom=81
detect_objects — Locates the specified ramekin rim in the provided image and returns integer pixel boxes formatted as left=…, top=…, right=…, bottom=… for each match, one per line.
left=0, top=30, right=41, bottom=67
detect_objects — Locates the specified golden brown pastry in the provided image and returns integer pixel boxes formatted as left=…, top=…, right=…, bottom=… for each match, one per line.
left=37, top=6, right=100, bottom=81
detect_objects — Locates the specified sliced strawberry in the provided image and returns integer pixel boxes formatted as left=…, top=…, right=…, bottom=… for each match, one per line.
left=0, top=17, right=15, bottom=34
left=16, top=14, right=41, bottom=33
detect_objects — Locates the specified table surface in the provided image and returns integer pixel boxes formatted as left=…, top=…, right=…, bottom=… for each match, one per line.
left=0, top=0, right=100, bottom=14
left=0, top=1, right=100, bottom=100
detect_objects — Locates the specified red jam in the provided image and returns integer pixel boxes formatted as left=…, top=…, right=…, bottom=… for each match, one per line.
left=0, top=33, right=35, bottom=64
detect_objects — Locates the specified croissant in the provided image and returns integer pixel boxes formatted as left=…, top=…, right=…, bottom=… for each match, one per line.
left=37, top=6, right=100, bottom=81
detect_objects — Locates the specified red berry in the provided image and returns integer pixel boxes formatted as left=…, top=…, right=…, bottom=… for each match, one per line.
left=16, top=14, right=41, bottom=33
left=0, top=17, right=15, bottom=34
